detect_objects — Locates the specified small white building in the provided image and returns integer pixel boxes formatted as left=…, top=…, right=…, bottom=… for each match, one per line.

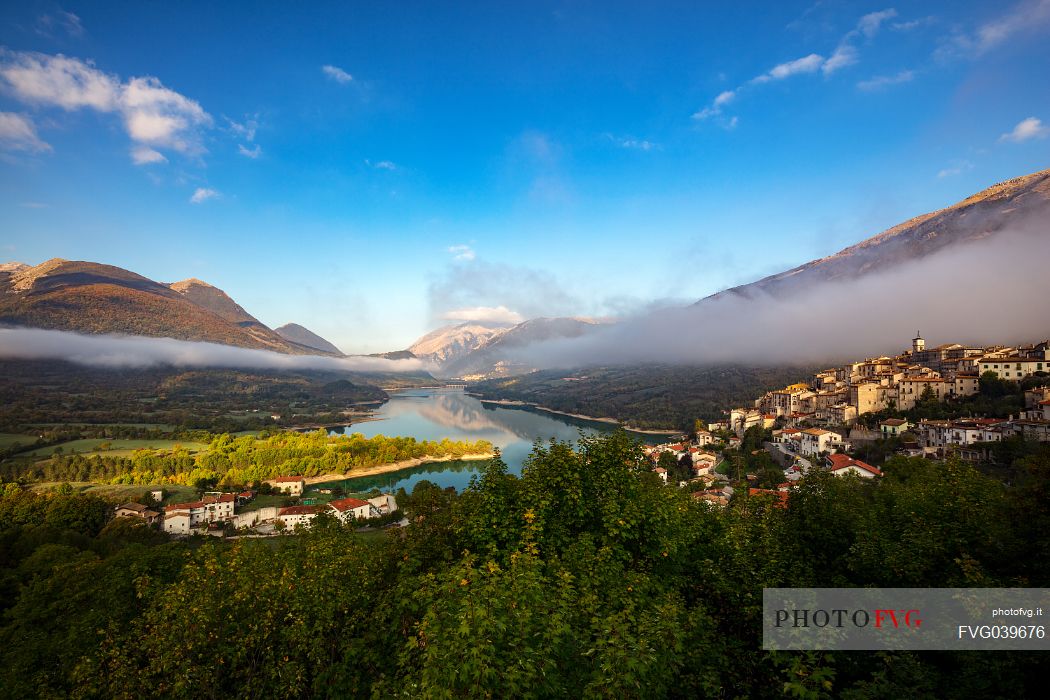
left=162, top=493, right=236, bottom=533
left=826, top=454, right=882, bottom=478
left=367, top=493, right=399, bottom=515
left=163, top=511, right=192, bottom=535
left=798, top=428, right=845, bottom=457
left=277, top=505, right=322, bottom=529
left=267, top=477, right=306, bottom=497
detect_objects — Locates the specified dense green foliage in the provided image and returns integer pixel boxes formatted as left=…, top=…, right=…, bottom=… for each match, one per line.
left=1, top=429, right=491, bottom=488
left=2, top=431, right=1048, bottom=698
left=473, top=364, right=820, bottom=430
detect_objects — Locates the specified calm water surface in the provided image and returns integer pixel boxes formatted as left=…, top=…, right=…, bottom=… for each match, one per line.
left=320, top=389, right=669, bottom=494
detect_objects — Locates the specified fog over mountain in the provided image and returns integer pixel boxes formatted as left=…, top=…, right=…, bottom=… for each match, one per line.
left=514, top=222, right=1050, bottom=369
left=412, top=169, right=1050, bottom=375
left=0, top=328, right=424, bottom=372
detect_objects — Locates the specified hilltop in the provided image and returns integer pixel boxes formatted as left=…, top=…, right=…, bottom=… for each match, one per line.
left=0, top=259, right=338, bottom=356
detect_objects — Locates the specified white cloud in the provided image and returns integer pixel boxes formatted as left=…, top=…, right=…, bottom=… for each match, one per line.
left=939, top=0, right=1050, bottom=59
left=692, top=90, right=736, bottom=120
left=121, top=76, right=210, bottom=152
left=762, top=53, right=825, bottom=81
left=892, top=17, right=933, bottom=31
left=237, top=143, right=262, bottom=158
left=857, top=69, right=915, bottom=90
left=322, top=64, right=353, bottom=84
left=226, top=115, right=257, bottom=142
left=999, top=117, right=1049, bottom=142
left=35, top=10, right=84, bottom=38
left=0, top=50, right=120, bottom=111
left=365, top=159, right=397, bottom=170
left=713, top=89, right=735, bottom=107
left=189, top=187, right=220, bottom=204
left=976, top=0, right=1050, bottom=52
left=822, top=42, right=858, bottom=75
left=605, top=134, right=657, bottom=150
left=858, top=8, right=898, bottom=37
left=0, top=112, right=51, bottom=152
left=937, top=160, right=974, bottom=178
left=0, top=50, right=211, bottom=161
left=447, top=244, right=476, bottom=261
left=694, top=8, right=905, bottom=122
left=131, top=145, right=167, bottom=164
left=440, top=305, right=525, bottom=325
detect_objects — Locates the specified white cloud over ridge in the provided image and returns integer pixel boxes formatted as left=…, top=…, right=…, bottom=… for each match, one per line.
left=0, top=327, right=426, bottom=372
left=0, top=49, right=211, bottom=161
left=441, top=306, right=525, bottom=325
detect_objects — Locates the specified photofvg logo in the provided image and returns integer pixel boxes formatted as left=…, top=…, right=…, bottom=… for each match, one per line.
left=763, top=588, right=1050, bottom=651
left=774, top=608, right=922, bottom=630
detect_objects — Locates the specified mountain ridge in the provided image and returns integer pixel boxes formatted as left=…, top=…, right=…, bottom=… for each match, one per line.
left=0, top=259, right=337, bottom=356
left=702, top=168, right=1050, bottom=303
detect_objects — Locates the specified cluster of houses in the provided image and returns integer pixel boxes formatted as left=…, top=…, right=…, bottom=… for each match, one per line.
left=641, top=333, right=1050, bottom=507
left=111, top=478, right=399, bottom=536
left=712, top=334, right=1050, bottom=452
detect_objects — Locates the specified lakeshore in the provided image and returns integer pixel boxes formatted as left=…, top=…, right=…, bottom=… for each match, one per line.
left=303, top=452, right=495, bottom=485
left=475, top=398, right=682, bottom=435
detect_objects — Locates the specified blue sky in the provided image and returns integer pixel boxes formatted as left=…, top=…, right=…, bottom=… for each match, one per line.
left=2, top=0, right=1049, bottom=353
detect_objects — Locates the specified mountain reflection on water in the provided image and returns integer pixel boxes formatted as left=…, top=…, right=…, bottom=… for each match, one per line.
left=324, top=389, right=665, bottom=493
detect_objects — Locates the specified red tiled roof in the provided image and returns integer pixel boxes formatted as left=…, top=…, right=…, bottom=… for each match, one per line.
left=826, top=453, right=882, bottom=476
left=749, top=488, right=789, bottom=508
left=166, top=500, right=204, bottom=511
left=328, top=497, right=370, bottom=512
left=278, top=505, right=322, bottom=516
left=273, top=476, right=305, bottom=483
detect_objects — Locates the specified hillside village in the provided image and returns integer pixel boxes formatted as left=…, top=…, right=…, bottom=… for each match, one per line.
left=111, top=476, right=401, bottom=537
left=643, top=333, right=1050, bottom=505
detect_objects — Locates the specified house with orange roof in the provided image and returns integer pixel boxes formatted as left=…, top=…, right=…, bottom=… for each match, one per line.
left=825, top=454, right=882, bottom=478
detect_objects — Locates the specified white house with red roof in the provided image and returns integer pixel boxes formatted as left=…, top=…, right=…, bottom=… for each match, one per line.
left=825, top=454, right=882, bottom=478
left=277, top=504, right=323, bottom=529
left=162, top=493, right=236, bottom=534
left=327, top=497, right=379, bottom=523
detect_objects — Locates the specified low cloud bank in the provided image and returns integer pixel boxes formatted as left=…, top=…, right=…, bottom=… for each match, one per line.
left=512, top=224, right=1050, bottom=369
left=0, top=328, right=428, bottom=373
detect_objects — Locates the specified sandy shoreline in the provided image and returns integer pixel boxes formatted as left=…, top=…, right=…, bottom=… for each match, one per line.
left=476, top=398, right=681, bottom=435
left=303, top=452, right=495, bottom=485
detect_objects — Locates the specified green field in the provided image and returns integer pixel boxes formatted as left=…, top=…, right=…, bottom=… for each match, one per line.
left=0, top=433, right=39, bottom=450
left=28, top=482, right=199, bottom=505
left=21, top=439, right=209, bottom=458
left=28, top=423, right=177, bottom=430
left=237, top=493, right=288, bottom=512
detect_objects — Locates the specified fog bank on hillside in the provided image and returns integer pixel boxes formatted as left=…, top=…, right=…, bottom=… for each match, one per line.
left=0, top=327, right=427, bottom=373
left=512, top=224, right=1050, bottom=369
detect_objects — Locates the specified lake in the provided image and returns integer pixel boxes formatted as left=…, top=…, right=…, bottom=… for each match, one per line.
left=319, top=389, right=672, bottom=494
